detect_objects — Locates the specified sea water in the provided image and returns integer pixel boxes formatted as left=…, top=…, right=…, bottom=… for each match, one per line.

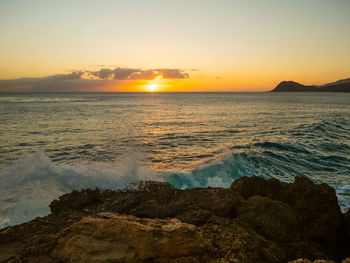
left=1, top=92, right=350, bottom=228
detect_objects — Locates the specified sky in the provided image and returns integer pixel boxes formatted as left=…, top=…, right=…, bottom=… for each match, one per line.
left=0, top=0, right=349, bottom=92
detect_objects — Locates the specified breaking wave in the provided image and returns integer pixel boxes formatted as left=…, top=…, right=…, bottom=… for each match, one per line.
left=1, top=149, right=350, bottom=229
left=0, top=152, right=157, bottom=229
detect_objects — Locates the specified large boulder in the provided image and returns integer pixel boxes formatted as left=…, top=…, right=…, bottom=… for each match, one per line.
left=237, top=195, right=301, bottom=243
left=202, top=216, right=286, bottom=263
left=231, top=176, right=345, bottom=259
left=51, top=213, right=207, bottom=263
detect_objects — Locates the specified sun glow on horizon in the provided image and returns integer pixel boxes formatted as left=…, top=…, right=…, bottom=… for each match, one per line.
left=143, top=75, right=165, bottom=92
left=146, top=83, right=159, bottom=92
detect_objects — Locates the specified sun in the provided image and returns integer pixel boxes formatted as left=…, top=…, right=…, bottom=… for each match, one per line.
left=145, top=83, right=159, bottom=92
left=143, top=75, right=165, bottom=92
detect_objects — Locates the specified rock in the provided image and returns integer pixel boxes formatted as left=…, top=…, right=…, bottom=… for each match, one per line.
left=50, top=182, right=242, bottom=226
left=236, top=195, right=329, bottom=260
left=237, top=195, right=301, bottom=243
left=287, top=259, right=350, bottom=263
left=50, top=188, right=103, bottom=213
left=166, top=187, right=242, bottom=225
left=288, top=259, right=335, bottom=263
left=1, top=177, right=350, bottom=262
left=136, top=180, right=175, bottom=192
left=231, top=176, right=345, bottom=259
left=345, top=210, right=350, bottom=254
left=51, top=213, right=207, bottom=263
left=230, top=176, right=286, bottom=200
left=201, top=217, right=286, bottom=263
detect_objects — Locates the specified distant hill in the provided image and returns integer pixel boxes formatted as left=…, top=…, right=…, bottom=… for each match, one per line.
left=321, top=77, right=350, bottom=87
left=271, top=78, right=350, bottom=92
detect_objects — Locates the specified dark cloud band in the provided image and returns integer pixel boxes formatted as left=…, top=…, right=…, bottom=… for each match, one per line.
left=0, top=67, right=190, bottom=92
left=50, top=67, right=189, bottom=81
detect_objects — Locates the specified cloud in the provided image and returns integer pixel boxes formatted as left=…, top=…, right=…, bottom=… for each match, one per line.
left=156, top=69, right=189, bottom=79
left=48, top=71, right=84, bottom=80
left=87, top=68, right=140, bottom=80
left=86, top=67, right=189, bottom=80
left=0, top=67, right=190, bottom=92
left=128, top=70, right=157, bottom=80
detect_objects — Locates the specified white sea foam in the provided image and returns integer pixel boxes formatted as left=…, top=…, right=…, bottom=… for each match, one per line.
left=1, top=151, right=349, bottom=229
left=0, top=151, right=248, bottom=228
left=0, top=152, right=156, bottom=228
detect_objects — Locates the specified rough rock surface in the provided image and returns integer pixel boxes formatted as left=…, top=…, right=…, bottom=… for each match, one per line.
left=288, top=259, right=350, bottom=263
left=1, top=176, right=350, bottom=262
left=231, top=176, right=346, bottom=259
left=52, top=213, right=207, bottom=262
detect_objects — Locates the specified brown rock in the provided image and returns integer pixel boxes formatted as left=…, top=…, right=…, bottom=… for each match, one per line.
left=1, top=177, right=350, bottom=263
left=51, top=213, right=207, bottom=262
left=288, top=259, right=335, bottom=263
left=201, top=217, right=286, bottom=263
left=237, top=195, right=301, bottom=243
left=50, top=182, right=242, bottom=226
left=231, top=176, right=345, bottom=259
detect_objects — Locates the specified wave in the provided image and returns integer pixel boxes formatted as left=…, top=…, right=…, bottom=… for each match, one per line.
left=0, top=151, right=258, bottom=229
left=1, top=150, right=350, bottom=229
left=0, top=152, right=157, bottom=229
left=292, top=118, right=350, bottom=141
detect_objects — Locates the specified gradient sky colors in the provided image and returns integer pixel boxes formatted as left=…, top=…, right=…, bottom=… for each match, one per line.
left=0, top=0, right=349, bottom=92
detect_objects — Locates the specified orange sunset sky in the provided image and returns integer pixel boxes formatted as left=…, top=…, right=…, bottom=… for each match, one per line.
left=0, top=0, right=349, bottom=92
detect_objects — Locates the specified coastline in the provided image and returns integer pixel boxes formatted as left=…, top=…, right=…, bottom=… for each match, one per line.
left=1, top=176, right=349, bottom=263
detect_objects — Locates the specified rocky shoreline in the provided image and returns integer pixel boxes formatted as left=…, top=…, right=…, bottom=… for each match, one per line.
left=1, top=176, right=350, bottom=262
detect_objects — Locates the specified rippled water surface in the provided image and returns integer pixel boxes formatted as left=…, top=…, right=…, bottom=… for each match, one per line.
left=1, top=92, right=350, bottom=227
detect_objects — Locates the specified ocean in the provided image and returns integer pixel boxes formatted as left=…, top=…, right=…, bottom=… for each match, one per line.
left=1, top=92, right=350, bottom=228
